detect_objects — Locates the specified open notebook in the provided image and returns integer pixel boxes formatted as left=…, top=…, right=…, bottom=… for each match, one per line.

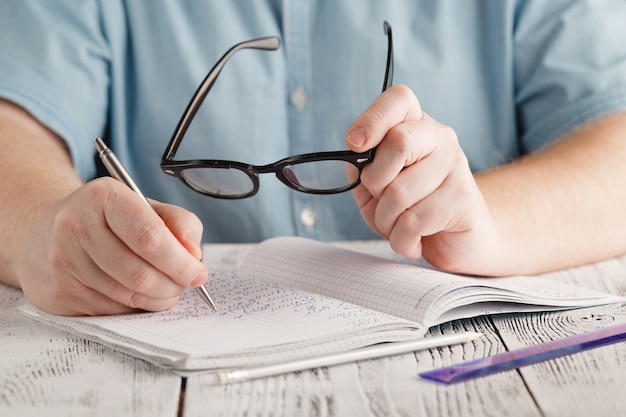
left=20, top=237, right=624, bottom=375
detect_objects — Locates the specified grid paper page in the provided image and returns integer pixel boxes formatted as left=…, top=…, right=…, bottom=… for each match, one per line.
left=240, top=237, right=624, bottom=327
left=239, top=237, right=475, bottom=326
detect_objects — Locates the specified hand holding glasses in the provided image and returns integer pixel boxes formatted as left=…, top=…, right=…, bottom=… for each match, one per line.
left=161, top=22, right=394, bottom=199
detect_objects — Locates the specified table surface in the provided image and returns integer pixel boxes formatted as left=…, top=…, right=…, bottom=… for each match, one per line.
left=2, top=240, right=626, bottom=417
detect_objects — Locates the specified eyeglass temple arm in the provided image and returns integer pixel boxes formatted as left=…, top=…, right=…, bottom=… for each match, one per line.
left=382, top=21, right=393, bottom=92
left=162, top=37, right=280, bottom=161
left=164, top=23, right=390, bottom=162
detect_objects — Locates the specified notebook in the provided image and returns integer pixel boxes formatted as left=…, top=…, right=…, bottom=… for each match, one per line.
left=19, top=237, right=624, bottom=375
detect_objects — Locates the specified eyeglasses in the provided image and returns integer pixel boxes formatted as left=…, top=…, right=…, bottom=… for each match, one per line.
left=161, top=21, right=394, bottom=199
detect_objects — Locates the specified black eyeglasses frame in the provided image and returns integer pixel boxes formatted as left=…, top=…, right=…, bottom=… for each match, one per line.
left=161, top=21, right=394, bottom=199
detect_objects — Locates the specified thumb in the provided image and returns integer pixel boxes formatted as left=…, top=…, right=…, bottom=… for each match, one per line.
left=346, top=84, right=423, bottom=152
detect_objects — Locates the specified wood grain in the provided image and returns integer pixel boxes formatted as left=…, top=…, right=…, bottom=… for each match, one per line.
left=3, top=245, right=626, bottom=416
left=492, top=255, right=626, bottom=417
left=183, top=249, right=626, bottom=417
left=184, top=319, right=544, bottom=417
left=0, top=284, right=181, bottom=417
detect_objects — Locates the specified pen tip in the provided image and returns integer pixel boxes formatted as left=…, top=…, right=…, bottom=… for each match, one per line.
left=195, top=286, right=217, bottom=312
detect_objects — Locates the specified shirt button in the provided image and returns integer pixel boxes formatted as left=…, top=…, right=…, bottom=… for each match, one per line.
left=290, top=86, right=308, bottom=110
left=300, top=208, right=317, bottom=228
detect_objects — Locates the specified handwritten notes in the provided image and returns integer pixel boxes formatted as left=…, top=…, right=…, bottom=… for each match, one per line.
left=32, top=267, right=421, bottom=369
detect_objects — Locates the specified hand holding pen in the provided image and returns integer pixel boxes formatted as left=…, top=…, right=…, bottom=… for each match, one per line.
left=94, top=138, right=217, bottom=312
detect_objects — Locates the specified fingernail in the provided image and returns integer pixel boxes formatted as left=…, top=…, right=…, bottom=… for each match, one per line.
left=348, top=127, right=366, bottom=147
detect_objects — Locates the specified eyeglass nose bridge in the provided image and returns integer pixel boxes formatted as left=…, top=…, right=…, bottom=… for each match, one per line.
left=246, top=149, right=375, bottom=194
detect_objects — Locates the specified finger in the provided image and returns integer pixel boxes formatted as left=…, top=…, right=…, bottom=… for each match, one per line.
left=346, top=85, right=423, bottom=152
left=374, top=159, right=445, bottom=238
left=52, top=228, right=184, bottom=309
left=351, top=184, right=385, bottom=237
left=101, top=185, right=208, bottom=289
left=83, top=230, right=186, bottom=301
left=79, top=265, right=181, bottom=312
left=387, top=166, right=473, bottom=259
left=372, top=123, right=462, bottom=235
left=152, top=201, right=204, bottom=260
left=31, top=272, right=138, bottom=316
left=359, top=116, right=442, bottom=199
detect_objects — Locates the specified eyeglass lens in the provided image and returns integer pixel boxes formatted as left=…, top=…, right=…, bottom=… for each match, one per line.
left=283, top=159, right=360, bottom=191
left=182, top=167, right=254, bottom=198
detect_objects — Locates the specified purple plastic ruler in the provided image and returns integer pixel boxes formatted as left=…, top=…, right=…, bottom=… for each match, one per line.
left=420, top=321, right=626, bottom=384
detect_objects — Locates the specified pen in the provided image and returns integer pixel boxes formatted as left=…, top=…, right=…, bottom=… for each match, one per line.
left=213, top=331, right=482, bottom=384
left=93, top=137, right=217, bottom=312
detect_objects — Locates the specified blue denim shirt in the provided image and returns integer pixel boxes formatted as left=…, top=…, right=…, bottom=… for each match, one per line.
left=2, top=0, right=626, bottom=243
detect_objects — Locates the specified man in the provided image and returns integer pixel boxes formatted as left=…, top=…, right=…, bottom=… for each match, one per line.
left=1, top=1, right=626, bottom=315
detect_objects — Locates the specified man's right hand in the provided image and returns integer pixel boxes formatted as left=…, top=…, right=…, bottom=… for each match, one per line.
left=16, top=178, right=209, bottom=316
left=0, top=99, right=208, bottom=316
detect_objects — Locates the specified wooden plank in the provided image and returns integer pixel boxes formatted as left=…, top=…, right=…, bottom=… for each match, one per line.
left=183, top=318, right=542, bottom=417
left=492, top=255, right=626, bottom=416
left=5, top=242, right=621, bottom=416
left=0, top=284, right=181, bottom=417
left=495, top=311, right=626, bottom=416
left=185, top=246, right=626, bottom=417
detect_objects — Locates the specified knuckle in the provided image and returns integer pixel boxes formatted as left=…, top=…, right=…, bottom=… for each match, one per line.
left=388, top=129, right=412, bottom=153
left=381, top=129, right=413, bottom=165
left=450, top=156, right=466, bottom=172
left=451, top=149, right=468, bottom=168
left=451, top=177, right=475, bottom=203
left=51, top=203, right=90, bottom=242
left=136, top=222, right=166, bottom=254
left=185, top=211, right=204, bottom=232
left=85, top=177, right=119, bottom=207
left=127, top=293, right=179, bottom=312
left=438, top=126, right=465, bottom=161
left=359, top=169, right=384, bottom=200
left=388, top=84, right=421, bottom=113
left=44, top=245, right=83, bottom=285
left=172, top=263, right=191, bottom=285
left=160, top=296, right=180, bottom=311
left=389, top=84, right=416, bottom=102
left=438, top=123, right=458, bottom=142
left=45, top=279, right=71, bottom=304
left=396, top=209, right=421, bottom=232
left=366, top=105, right=391, bottom=128
left=127, top=291, right=147, bottom=310
left=368, top=87, right=417, bottom=127
left=45, top=244, right=71, bottom=272
left=127, top=266, right=155, bottom=294
left=383, top=180, right=411, bottom=207
left=359, top=166, right=376, bottom=189
left=39, top=272, right=84, bottom=311
left=389, top=233, right=422, bottom=260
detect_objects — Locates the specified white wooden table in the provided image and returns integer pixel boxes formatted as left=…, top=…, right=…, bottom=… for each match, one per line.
left=2, top=241, right=626, bottom=416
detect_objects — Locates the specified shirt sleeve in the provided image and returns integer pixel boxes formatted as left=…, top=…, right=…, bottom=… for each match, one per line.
left=514, top=0, right=626, bottom=153
left=0, top=0, right=111, bottom=180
